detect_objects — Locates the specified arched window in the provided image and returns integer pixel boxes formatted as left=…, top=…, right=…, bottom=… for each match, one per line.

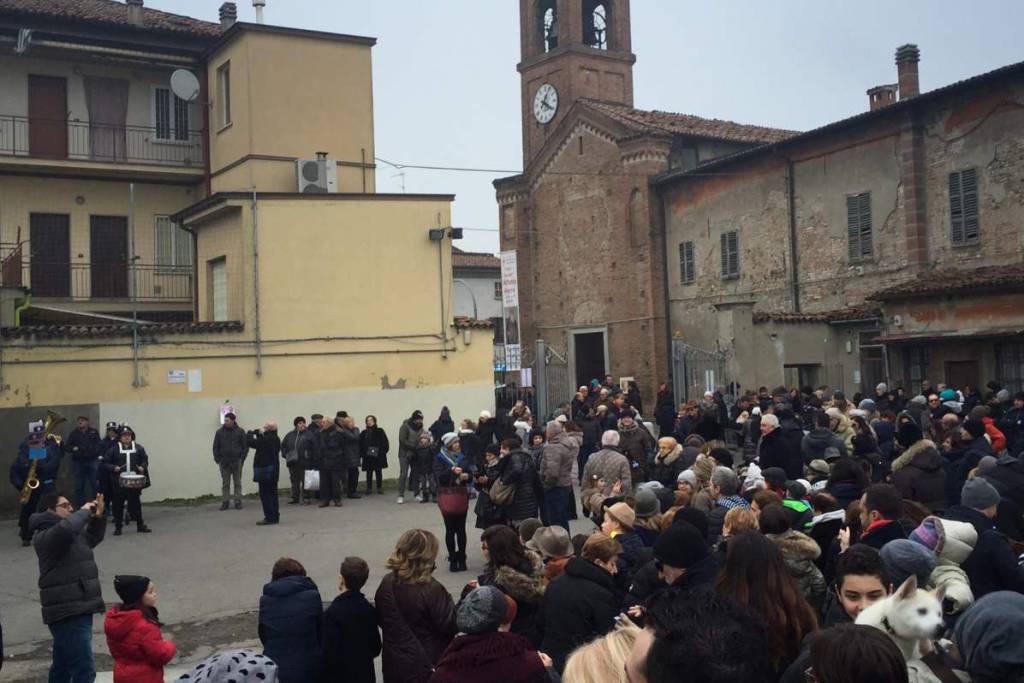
left=583, top=1, right=608, bottom=50
left=539, top=0, right=558, bottom=53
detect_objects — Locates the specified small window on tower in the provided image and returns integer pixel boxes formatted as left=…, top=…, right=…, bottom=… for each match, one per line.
left=539, top=0, right=558, bottom=52
left=583, top=1, right=608, bottom=50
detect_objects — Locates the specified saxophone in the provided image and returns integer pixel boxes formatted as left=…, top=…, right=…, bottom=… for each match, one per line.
left=19, top=411, right=65, bottom=504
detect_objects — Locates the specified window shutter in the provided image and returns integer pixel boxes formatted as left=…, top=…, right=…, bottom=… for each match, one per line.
left=858, top=193, right=873, bottom=258
left=949, top=171, right=964, bottom=243
left=680, top=241, right=695, bottom=283
left=174, top=95, right=190, bottom=141
left=720, top=233, right=728, bottom=276
left=155, top=216, right=173, bottom=267
left=847, top=193, right=872, bottom=260
left=728, top=231, right=739, bottom=276
left=962, top=168, right=979, bottom=241
left=174, top=225, right=192, bottom=267
left=155, top=88, right=171, bottom=140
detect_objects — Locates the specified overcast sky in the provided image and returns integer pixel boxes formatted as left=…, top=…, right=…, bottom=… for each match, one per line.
left=148, top=0, right=1024, bottom=254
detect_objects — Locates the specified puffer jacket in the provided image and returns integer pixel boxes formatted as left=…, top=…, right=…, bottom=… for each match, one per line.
left=537, top=557, right=619, bottom=672
left=891, top=440, right=948, bottom=513
left=920, top=516, right=977, bottom=616
left=648, top=443, right=686, bottom=489
left=212, top=424, right=248, bottom=465
left=30, top=508, right=106, bottom=625
left=769, top=530, right=826, bottom=610
left=104, top=608, right=176, bottom=683
left=801, top=428, right=848, bottom=463
left=319, top=424, right=346, bottom=471
left=375, top=573, right=456, bottom=683
left=539, top=431, right=578, bottom=490
left=580, top=448, right=632, bottom=513
left=258, top=574, right=324, bottom=683
left=617, top=422, right=655, bottom=470
left=500, top=449, right=541, bottom=522
left=339, top=426, right=362, bottom=469
left=478, top=554, right=546, bottom=647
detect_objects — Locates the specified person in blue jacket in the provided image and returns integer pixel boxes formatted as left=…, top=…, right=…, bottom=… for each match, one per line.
left=9, top=423, right=64, bottom=546
left=258, top=557, right=324, bottom=683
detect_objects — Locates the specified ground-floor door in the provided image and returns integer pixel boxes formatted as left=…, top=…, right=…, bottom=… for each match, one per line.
left=90, top=215, right=129, bottom=298
left=945, top=360, right=979, bottom=392
left=572, top=330, right=607, bottom=389
left=29, top=213, right=70, bottom=297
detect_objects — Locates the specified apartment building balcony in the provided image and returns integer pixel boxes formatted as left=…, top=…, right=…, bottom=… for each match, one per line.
left=0, top=115, right=205, bottom=182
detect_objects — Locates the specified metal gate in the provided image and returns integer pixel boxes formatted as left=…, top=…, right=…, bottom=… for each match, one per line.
left=534, top=340, right=573, bottom=421
left=672, top=340, right=731, bottom=402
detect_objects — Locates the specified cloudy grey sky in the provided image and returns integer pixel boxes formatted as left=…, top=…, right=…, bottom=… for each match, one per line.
left=148, top=0, right=1024, bottom=254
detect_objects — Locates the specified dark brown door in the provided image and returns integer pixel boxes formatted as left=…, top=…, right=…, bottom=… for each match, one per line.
left=90, top=216, right=129, bottom=298
left=28, top=75, right=67, bottom=159
left=29, top=214, right=70, bottom=297
left=945, top=361, right=979, bottom=392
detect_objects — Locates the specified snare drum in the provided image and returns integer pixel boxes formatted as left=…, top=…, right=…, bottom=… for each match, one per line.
left=119, top=473, right=146, bottom=489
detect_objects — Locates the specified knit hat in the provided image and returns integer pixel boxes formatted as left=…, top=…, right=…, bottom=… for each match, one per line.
left=677, top=470, right=698, bottom=489
left=741, top=462, right=765, bottom=493
left=807, top=459, right=830, bottom=477
left=634, top=488, right=660, bottom=518
left=910, top=395, right=928, bottom=406
left=978, top=456, right=999, bottom=475
left=880, top=540, right=937, bottom=589
left=954, top=591, right=1024, bottom=682
left=858, top=398, right=877, bottom=413
left=823, top=446, right=842, bottom=462
left=709, top=447, right=733, bottom=469
left=940, top=389, right=957, bottom=401
left=605, top=502, right=636, bottom=530
left=457, top=585, right=512, bottom=634
left=480, top=410, right=492, bottom=419
left=672, top=507, right=709, bottom=541
left=114, top=575, right=150, bottom=605
left=654, top=521, right=709, bottom=569
left=962, top=478, right=1000, bottom=510
left=441, top=432, right=459, bottom=447
left=909, top=517, right=944, bottom=553
left=762, top=467, right=788, bottom=490
left=528, top=526, right=572, bottom=559
left=897, top=421, right=924, bottom=449
left=518, top=518, right=543, bottom=544
left=175, top=649, right=277, bottom=682
left=963, top=419, right=986, bottom=439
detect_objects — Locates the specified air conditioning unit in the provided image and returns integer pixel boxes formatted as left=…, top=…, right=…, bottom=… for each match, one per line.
left=296, top=156, right=337, bottom=193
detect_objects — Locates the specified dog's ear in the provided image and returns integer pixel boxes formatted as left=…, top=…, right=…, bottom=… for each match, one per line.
left=894, top=575, right=918, bottom=601
left=933, top=583, right=946, bottom=604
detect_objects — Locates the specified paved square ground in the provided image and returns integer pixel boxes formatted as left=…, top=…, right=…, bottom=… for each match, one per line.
left=1, top=489, right=595, bottom=681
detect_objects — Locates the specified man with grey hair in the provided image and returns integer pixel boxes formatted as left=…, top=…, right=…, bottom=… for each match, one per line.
left=707, top=465, right=749, bottom=545
left=248, top=421, right=281, bottom=526
left=580, top=430, right=632, bottom=516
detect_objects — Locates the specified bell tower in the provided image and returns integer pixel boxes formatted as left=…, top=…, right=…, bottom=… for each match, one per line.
left=518, top=0, right=636, bottom=166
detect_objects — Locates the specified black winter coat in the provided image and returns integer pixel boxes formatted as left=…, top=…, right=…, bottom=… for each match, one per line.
left=943, top=505, right=1024, bottom=598
left=801, top=429, right=848, bottom=463
left=759, top=429, right=801, bottom=479
left=259, top=575, right=324, bottom=683
left=891, top=440, right=947, bottom=513
left=648, top=445, right=686, bottom=489
left=339, top=427, right=362, bottom=469
left=104, top=442, right=151, bottom=489
left=999, top=407, right=1024, bottom=457
left=374, top=573, right=456, bottom=683
left=944, top=437, right=994, bottom=507
left=10, top=437, right=63, bottom=491
left=360, top=426, right=391, bottom=470
left=825, top=482, right=864, bottom=514
left=67, top=427, right=101, bottom=462
left=212, top=425, right=248, bottom=465
left=475, top=420, right=496, bottom=447
left=778, top=419, right=807, bottom=479
left=249, top=430, right=281, bottom=482
left=319, top=425, right=346, bottom=471
left=457, top=431, right=484, bottom=471
left=321, top=590, right=381, bottom=683
left=29, top=509, right=106, bottom=625
left=282, top=429, right=318, bottom=470
left=429, top=416, right=455, bottom=444
left=538, top=557, right=620, bottom=672
left=500, top=449, right=541, bottom=522
left=981, top=454, right=1024, bottom=511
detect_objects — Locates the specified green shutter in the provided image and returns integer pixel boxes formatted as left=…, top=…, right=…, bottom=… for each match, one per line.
left=962, top=168, right=979, bottom=242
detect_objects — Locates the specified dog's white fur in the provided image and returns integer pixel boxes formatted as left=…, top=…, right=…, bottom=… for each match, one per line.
left=855, top=575, right=946, bottom=661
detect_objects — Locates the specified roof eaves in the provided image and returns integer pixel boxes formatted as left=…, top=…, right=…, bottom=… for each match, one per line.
left=205, top=21, right=376, bottom=58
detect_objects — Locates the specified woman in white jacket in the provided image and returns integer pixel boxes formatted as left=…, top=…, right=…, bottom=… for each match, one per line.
left=908, top=515, right=978, bottom=617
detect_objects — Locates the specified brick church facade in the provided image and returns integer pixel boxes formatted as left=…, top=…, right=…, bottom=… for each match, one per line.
left=495, top=0, right=794, bottom=404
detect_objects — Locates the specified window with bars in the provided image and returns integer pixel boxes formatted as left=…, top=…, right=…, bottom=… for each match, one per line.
left=997, top=343, right=1024, bottom=394
left=720, top=231, right=739, bottom=279
left=846, top=192, right=873, bottom=261
left=949, top=168, right=979, bottom=244
left=679, top=241, right=695, bottom=284
left=154, top=87, right=190, bottom=141
left=907, top=346, right=930, bottom=395
left=493, top=281, right=502, bottom=300
left=155, top=216, right=193, bottom=270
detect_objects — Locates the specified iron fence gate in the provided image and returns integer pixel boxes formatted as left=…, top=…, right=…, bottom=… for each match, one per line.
left=672, top=340, right=732, bottom=402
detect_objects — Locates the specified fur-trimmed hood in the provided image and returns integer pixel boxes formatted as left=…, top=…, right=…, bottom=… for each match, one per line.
left=654, top=443, right=684, bottom=467
left=891, top=439, right=942, bottom=473
left=491, top=554, right=545, bottom=604
left=769, top=529, right=821, bottom=563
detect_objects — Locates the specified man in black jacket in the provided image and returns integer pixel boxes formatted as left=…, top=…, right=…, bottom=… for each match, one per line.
left=322, top=556, right=381, bottom=683
left=282, top=417, right=317, bottom=504
left=30, top=491, right=106, bottom=682
left=67, top=416, right=100, bottom=507
left=249, top=422, right=282, bottom=525
left=999, top=392, right=1024, bottom=457
left=212, top=412, right=249, bottom=511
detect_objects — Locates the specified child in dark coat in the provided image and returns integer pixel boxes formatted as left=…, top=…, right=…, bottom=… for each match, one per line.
left=321, top=556, right=382, bottom=683
left=412, top=432, right=437, bottom=503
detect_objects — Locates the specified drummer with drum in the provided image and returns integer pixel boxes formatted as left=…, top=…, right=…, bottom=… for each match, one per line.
left=104, top=424, right=153, bottom=536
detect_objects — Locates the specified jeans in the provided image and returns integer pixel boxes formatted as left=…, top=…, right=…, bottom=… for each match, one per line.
left=288, top=465, right=305, bottom=502
left=543, top=486, right=571, bottom=532
left=48, top=613, right=95, bottom=683
left=219, top=461, right=243, bottom=503
left=398, top=453, right=411, bottom=495
left=258, top=479, right=280, bottom=522
left=442, top=513, right=467, bottom=557
left=71, top=460, right=99, bottom=507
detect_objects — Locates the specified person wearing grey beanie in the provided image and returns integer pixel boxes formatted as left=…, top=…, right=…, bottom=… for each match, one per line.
left=457, top=585, right=512, bottom=635
left=961, top=478, right=1000, bottom=511
left=879, top=539, right=937, bottom=590
left=945, top=477, right=1024, bottom=597
left=953, top=591, right=1024, bottom=682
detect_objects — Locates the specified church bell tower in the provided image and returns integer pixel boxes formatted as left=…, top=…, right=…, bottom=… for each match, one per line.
left=518, top=0, right=636, bottom=166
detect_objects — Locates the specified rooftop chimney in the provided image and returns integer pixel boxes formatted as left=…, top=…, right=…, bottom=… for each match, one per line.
left=219, top=2, right=237, bottom=29
left=253, top=0, right=266, bottom=24
left=867, top=84, right=898, bottom=112
left=896, top=44, right=921, bottom=100
left=126, top=0, right=144, bottom=27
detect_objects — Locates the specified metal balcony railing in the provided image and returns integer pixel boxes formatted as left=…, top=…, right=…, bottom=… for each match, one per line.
left=0, top=115, right=204, bottom=168
left=1, top=252, right=193, bottom=303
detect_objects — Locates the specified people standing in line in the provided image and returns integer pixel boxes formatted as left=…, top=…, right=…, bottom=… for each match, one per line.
left=212, top=412, right=249, bottom=511
left=435, top=433, right=473, bottom=572
left=539, top=421, right=577, bottom=532
left=106, top=426, right=153, bottom=536
left=359, top=415, right=390, bottom=496
left=375, top=529, right=456, bottom=683
left=318, top=413, right=346, bottom=508
left=282, top=417, right=317, bottom=505
left=104, top=575, right=175, bottom=683
left=30, top=491, right=106, bottom=682
left=397, top=410, right=425, bottom=504
left=321, top=556, right=381, bottom=683
left=10, top=423, right=64, bottom=546
left=67, top=416, right=101, bottom=507
left=429, top=406, right=455, bottom=444
left=258, top=557, right=324, bottom=683
left=249, top=422, right=282, bottom=526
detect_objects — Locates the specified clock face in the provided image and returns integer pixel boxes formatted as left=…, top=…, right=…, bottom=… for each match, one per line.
left=533, top=83, right=559, bottom=124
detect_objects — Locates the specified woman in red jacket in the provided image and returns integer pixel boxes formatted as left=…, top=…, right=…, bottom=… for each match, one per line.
left=104, top=575, right=176, bottom=683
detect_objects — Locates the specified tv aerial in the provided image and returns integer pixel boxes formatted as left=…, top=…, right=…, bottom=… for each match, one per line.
left=169, top=69, right=201, bottom=103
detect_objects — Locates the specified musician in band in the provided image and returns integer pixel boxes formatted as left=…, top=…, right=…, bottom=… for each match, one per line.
left=104, top=425, right=152, bottom=536
left=95, top=421, right=121, bottom=517
left=9, top=424, right=64, bottom=546
left=67, top=415, right=101, bottom=507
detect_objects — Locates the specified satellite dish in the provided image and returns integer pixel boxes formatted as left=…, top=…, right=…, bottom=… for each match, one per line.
left=170, top=69, right=201, bottom=103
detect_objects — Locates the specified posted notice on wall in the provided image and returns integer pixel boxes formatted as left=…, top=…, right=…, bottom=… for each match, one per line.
left=500, top=250, right=522, bottom=372
left=188, top=369, right=203, bottom=393
left=167, top=369, right=186, bottom=384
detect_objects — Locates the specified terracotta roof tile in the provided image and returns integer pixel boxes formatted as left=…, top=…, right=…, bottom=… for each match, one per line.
left=753, top=305, right=880, bottom=324
left=580, top=99, right=799, bottom=145
left=868, top=262, right=1024, bottom=301
left=1, top=320, right=243, bottom=339
left=453, top=316, right=494, bottom=330
left=452, top=247, right=500, bottom=270
left=0, top=0, right=222, bottom=37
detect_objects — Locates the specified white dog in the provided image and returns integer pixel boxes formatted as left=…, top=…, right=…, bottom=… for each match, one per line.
left=855, top=575, right=946, bottom=661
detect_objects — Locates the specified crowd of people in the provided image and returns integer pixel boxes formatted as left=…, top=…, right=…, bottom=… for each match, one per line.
left=7, top=374, right=1024, bottom=682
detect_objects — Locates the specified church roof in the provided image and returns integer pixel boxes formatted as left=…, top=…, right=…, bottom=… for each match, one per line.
left=580, top=99, right=799, bottom=145
left=452, top=247, right=500, bottom=270
left=0, top=0, right=222, bottom=37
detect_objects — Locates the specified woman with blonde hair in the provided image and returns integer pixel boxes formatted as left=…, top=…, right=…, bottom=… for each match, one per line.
left=375, top=529, right=456, bottom=683
left=562, top=618, right=640, bottom=683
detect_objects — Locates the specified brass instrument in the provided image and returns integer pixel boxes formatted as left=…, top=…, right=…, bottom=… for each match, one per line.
left=19, top=410, right=65, bottom=504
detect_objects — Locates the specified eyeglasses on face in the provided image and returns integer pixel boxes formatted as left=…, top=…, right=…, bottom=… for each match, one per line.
left=56, top=501, right=73, bottom=510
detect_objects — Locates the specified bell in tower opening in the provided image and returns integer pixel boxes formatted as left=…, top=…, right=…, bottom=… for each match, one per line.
left=540, top=0, right=558, bottom=52
left=583, top=1, right=608, bottom=50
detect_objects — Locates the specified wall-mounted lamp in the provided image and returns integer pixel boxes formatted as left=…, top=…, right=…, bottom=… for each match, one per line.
left=428, top=228, right=464, bottom=241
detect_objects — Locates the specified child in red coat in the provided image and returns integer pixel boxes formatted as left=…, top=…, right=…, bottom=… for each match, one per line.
left=104, top=575, right=176, bottom=683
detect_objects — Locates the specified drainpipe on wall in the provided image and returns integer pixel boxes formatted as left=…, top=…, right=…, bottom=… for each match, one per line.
left=778, top=152, right=801, bottom=313
left=129, top=182, right=141, bottom=387
left=251, top=188, right=263, bottom=376
left=179, top=223, right=199, bottom=320
left=438, top=233, right=448, bottom=359
left=654, top=182, right=675, bottom=387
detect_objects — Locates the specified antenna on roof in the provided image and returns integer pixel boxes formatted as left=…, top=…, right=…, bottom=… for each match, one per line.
left=253, top=0, right=266, bottom=24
